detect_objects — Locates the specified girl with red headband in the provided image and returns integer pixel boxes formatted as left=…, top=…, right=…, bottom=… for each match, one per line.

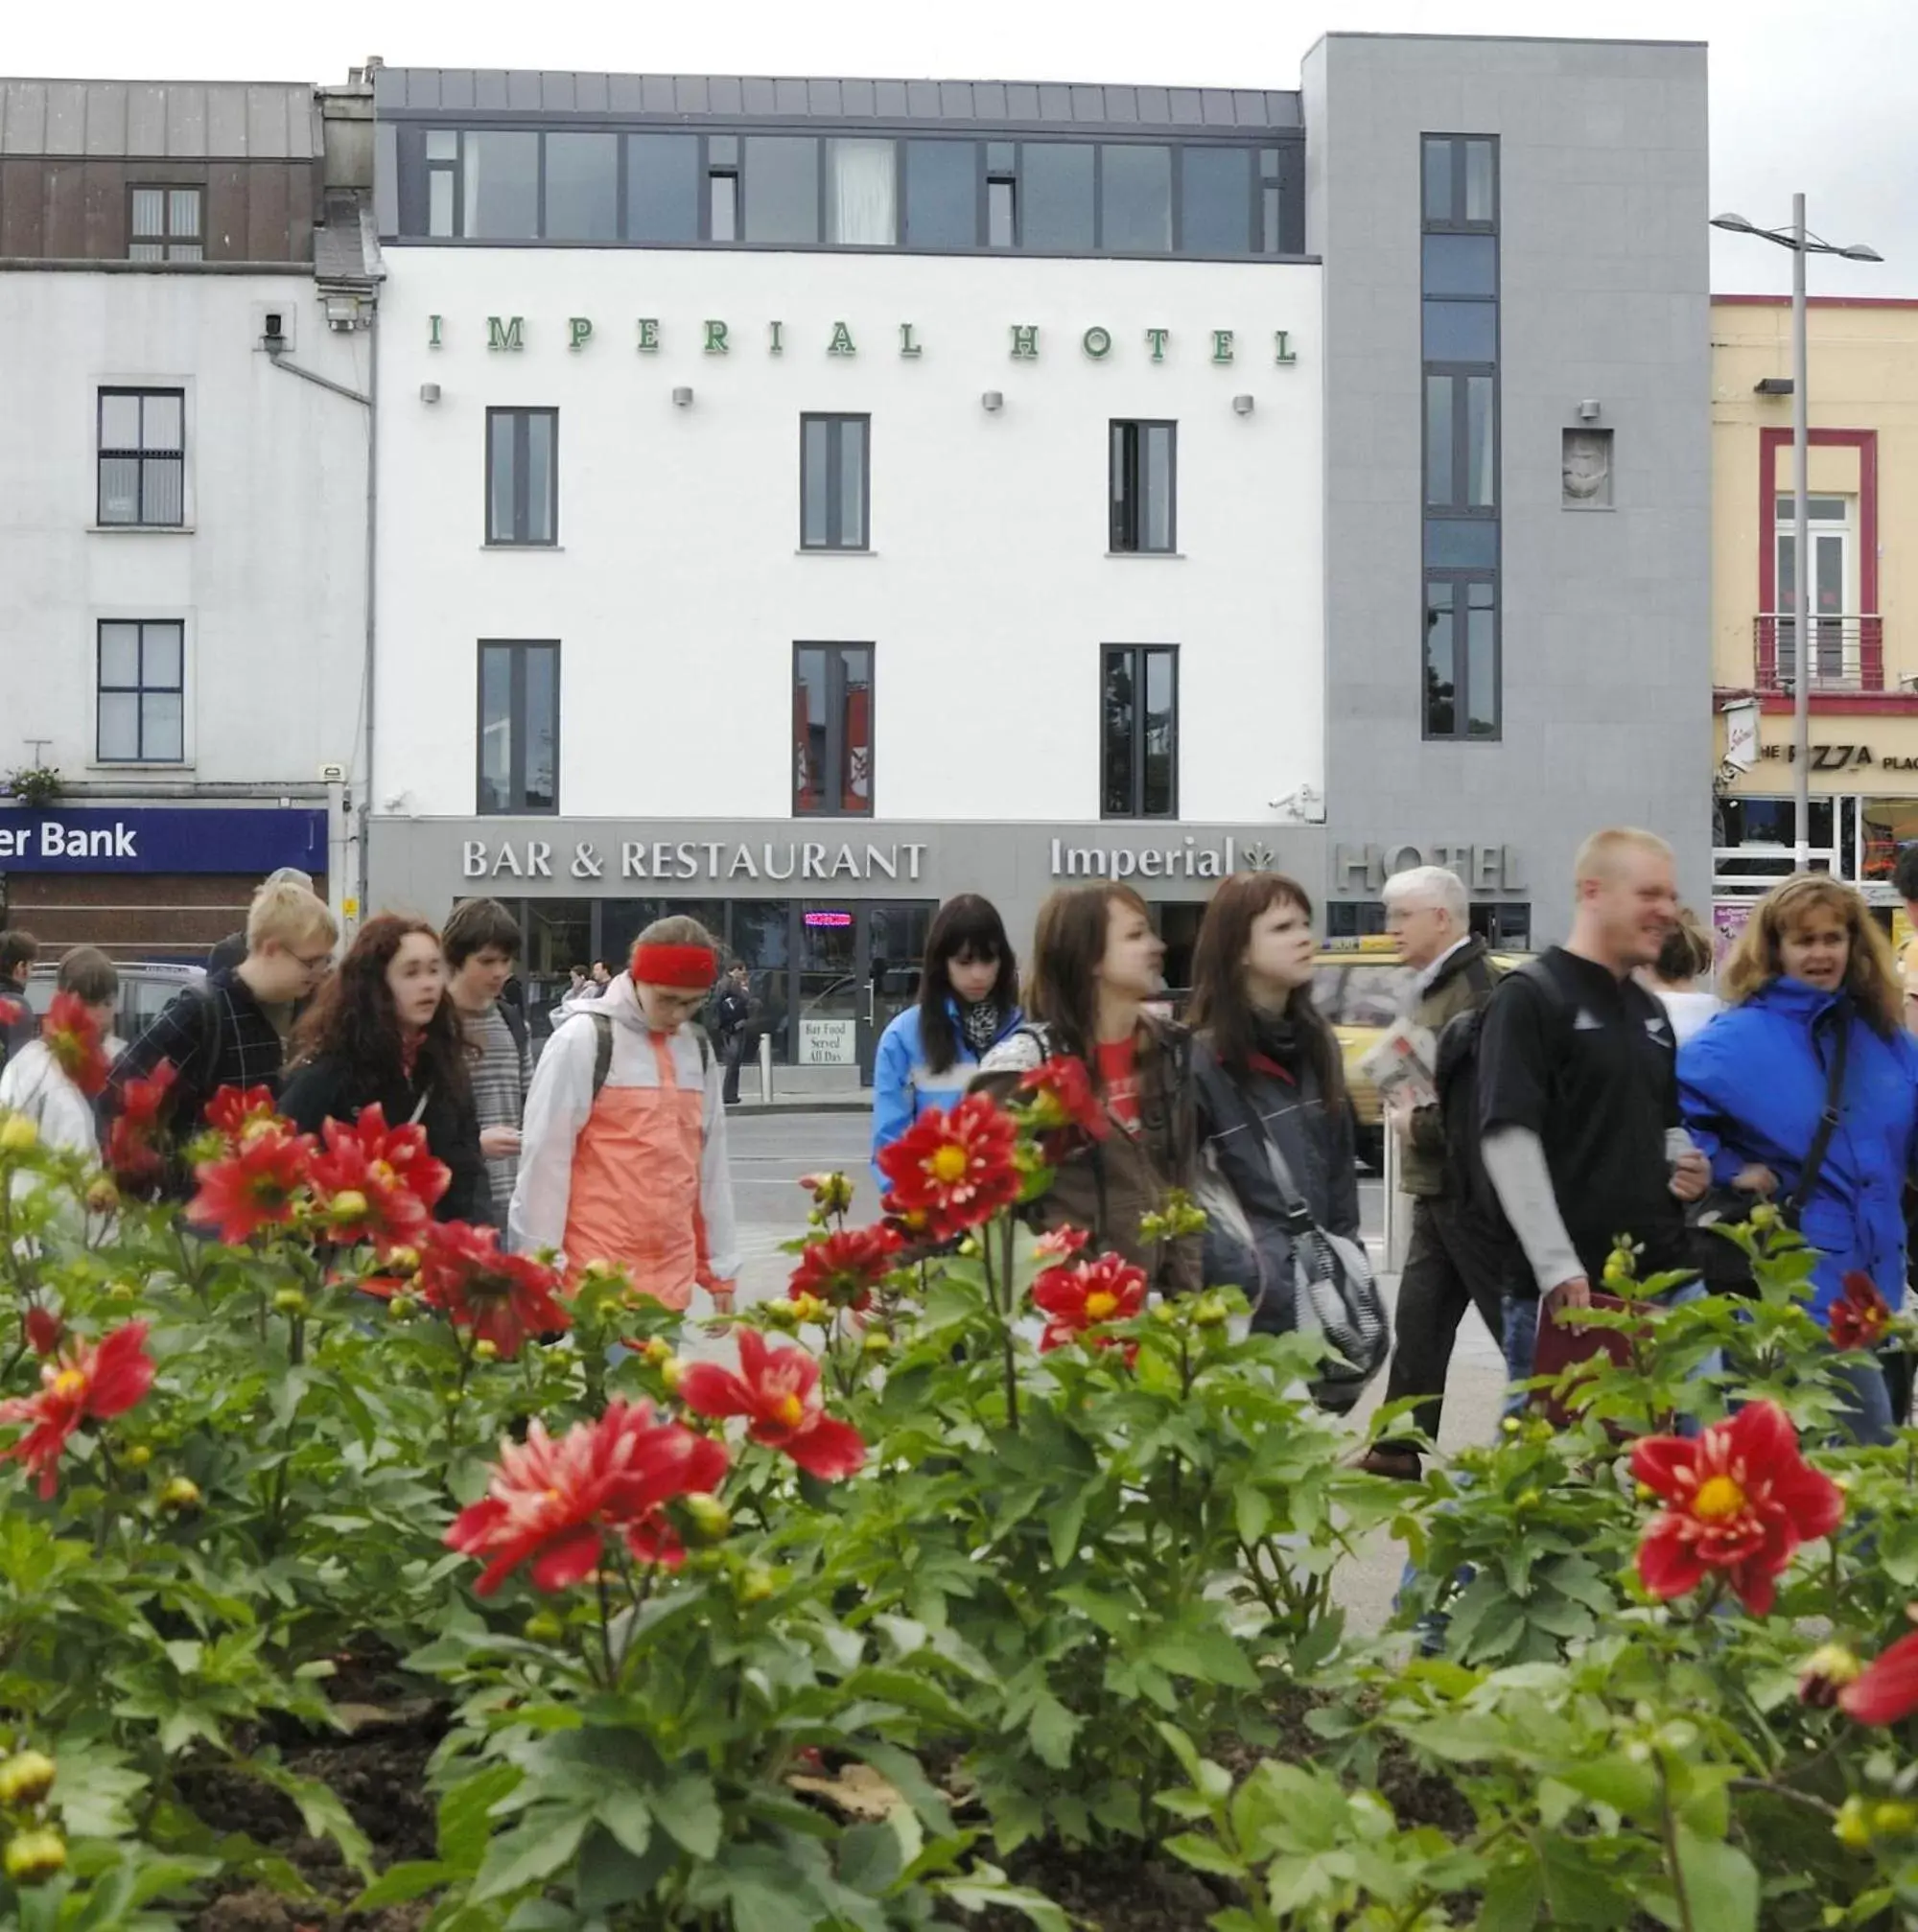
left=509, top=916, right=738, bottom=1314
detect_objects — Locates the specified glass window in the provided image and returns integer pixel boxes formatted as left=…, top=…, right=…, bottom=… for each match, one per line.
left=1463, top=141, right=1496, bottom=223
left=1423, top=299, right=1497, bottom=362
left=1464, top=581, right=1497, bottom=737
left=97, top=387, right=184, bottom=526
left=800, top=415, right=869, bottom=550
left=1422, top=138, right=1453, bottom=224
left=1425, top=580, right=1498, bottom=740
left=1424, top=376, right=1453, bottom=508
left=1421, top=233, right=1497, bottom=296
left=97, top=619, right=184, bottom=762
left=904, top=140, right=975, bottom=248
left=544, top=131, right=618, bottom=241
left=1466, top=376, right=1495, bottom=507
left=793, top=644, right=875, bottom=818
left=1424, top=583, right=1456, bottom=738
left=826, top=138, right=896, bottom=245
left=129, top=185, right=202, bottom=263
left=1181, top=146, right=1251, bottom=254
left=1110, top=420, right=1176, bottom=554
left=744, top=136, right=820, bottom=243
left=486, top=408, right=558, bottom=546
left=460, top=131, right=539, bottom=240
left=1103, top=645, right=1178, bottom=819
left=426, top=129, right=458, bottom=162
left=710, top=169, right=738, bottom=242
left=1101, top=143, right=1171, bottom=252
left=429, top=170, right=455, bottom=237
left=478, top=641, right=560, bottom=814
left=626, top=133, right=699, bottom=242
left=1425, top=521, right=1497, bottom=570
left=988, top=176, right=1017, bottom=248
left=1774, top=495, right=1851, bottom=523
left=1021, top=142, right=1094, bottom=250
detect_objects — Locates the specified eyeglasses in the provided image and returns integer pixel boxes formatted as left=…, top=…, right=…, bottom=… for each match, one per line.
left=292, top=950, right=335, bottom=973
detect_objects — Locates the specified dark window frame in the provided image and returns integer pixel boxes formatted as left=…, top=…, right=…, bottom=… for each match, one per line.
left=96, top=617, right=185, bottom=763
left=792, top=641, right=876, bottom=819
left=127, top=184, right=204, bottom=263
left=96, top=386, right=185, bottom=528
left=1109, top=419, right=1178, bottom=555
left=1422, top=572, right=1501, bottom=743
left=477, top=640, right=562, bottom=816
left=484, top=407, right=560, bottom=547
left=1102, top=642, right=1180, bottom=820
left=799, top=413, right=871, bottom=551
left=1423, top=369, right=1498, bottom=515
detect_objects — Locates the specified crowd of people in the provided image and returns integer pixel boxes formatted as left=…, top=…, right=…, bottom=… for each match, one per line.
left=1, top=823, right=1914, bottom=1450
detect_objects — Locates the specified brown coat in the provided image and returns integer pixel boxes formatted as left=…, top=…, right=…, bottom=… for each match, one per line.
left=974, top=1018, right=1202, bottom=1296
left=1399, top=936, right=1503, bottom=1199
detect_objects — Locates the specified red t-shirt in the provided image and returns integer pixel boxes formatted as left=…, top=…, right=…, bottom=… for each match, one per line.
left=1094, top=1036, right=1141, bottom=1132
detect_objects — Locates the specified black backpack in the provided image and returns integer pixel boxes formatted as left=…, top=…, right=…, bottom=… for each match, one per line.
left=584, top=1013, right=711, bottom=1100
left=1434, top=956, right=1575, bottom=1245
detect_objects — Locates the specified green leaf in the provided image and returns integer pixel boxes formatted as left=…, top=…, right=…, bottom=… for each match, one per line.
left=439, top=1761, right=525, bottom=1874
left=1478, top=1849, right=1545, bottom=1932
left=574, top=1823, right=668, bottom=1916
left=593, top=1787, right=652, bottom=1860
left=1552, top=1757, right=1659, bottom=1821
left=471, top=1810, right=590, bottom=1904
left=246, top=1759, right=375, bottom=1879
left=837, top=1819, right=905, bottom=1896
left=1047, top=1489, right=1090, bottom=1568
left=1163, top=1830, right=1245, bottom=1878
left=351, top=1861, right=453, bottom=1912
left=648, top=1770, right=722, bottom=1860
left=1539, top=1831, right=1632, bottom=1926
left=933, top=1874, right=1070, bottom=1931
left=1234, top=1484, right=1274, bottom=1546
left=1673, top=1827, right=1759, bottom=1932
left=1027, top=1694, right=1079, bottom=1771
left=1144, top=1618, right=1259, bottom=1689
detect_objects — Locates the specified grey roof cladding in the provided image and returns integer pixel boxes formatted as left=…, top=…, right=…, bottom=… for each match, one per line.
left=0, top=78, right=320, bottom=158
left=370, top=66, right=1304, bottom=131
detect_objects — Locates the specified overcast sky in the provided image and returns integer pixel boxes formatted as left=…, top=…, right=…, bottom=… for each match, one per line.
left=7, top=0, right=1905, bottom=297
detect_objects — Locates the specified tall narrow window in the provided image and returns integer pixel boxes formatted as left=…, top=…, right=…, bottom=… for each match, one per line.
left=1421, top=135, right=1500, bottom=741
left=129, top=186, right=203, bottom=263
left=826, top=139, right=897, bottom=245
left=1109, top=420, right=1176, bottom=554
left=800, top=415, right=870, bottom=551
left=478, top=642, right=560, bottom=814
left=905, top=140, right=976, bottom=248
left=627, top=133, right=699, bottom=243
left=1103, top=645, right=1178, bottom=819
left=426, top=129, right=457, bottom=237
left=744, top=137, right=821, bottom=244
left=97, top=620, right=184, bottom=762
left=793, top=644, right=874, bottom=817
left=485, top=408, right=558, bottom=547
left=97, top=388, right=184, bottom=526
left=707, top=135, right=740, bottom=242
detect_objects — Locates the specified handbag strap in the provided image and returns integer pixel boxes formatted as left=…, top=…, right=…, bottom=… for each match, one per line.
left=1785, top=1012, right=1850, bottom=1217
left=408, top=1082, right=433, bottom=1128
left=1222, top=1061, right=1318, bottom=1236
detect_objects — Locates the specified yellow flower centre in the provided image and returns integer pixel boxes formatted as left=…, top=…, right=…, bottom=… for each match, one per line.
left=774, top=1393, right=807, bottom=1429
left=1692, top=1474, right=1746, bottom=1522
left=51, top=1369, right=87, bottom=1402
left=1084, top=1292, right=1119, bottom=1322
left=927, top=1144, right=970, bottom=1185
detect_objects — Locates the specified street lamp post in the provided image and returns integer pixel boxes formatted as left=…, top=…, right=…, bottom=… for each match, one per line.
left=1711, top=203, right=1882, bottom=873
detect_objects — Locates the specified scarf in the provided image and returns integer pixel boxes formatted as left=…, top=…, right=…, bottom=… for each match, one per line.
left=1246, top=1011, right=1302, bottom=1085
left=958, top=998, right=1003, bottom=1059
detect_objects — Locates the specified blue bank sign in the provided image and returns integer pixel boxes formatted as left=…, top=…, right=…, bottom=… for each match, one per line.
left=0, top=808, right=326, bottom=874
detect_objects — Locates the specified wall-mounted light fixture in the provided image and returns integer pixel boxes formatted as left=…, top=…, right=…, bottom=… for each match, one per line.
left=1231, top=394, right=1254, bottom=416
left=418, top=382, right=441, bottom=404
left=981, top=390, right=1004, bottom=413
left=1577, top=398, right=1602, bottom=421
left=672, top=385, right=694, bottom=407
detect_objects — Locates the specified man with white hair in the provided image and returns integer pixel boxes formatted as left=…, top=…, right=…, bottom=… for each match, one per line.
left=1358, top=865, right=1509, bottom=1479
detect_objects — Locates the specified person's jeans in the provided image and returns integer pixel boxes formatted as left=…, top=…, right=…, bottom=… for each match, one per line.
left=721, top=1034, right=745, bottom=1106
left=1830, top=1352, right=1897, bottom=1447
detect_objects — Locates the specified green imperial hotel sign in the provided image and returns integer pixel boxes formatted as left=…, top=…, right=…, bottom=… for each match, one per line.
left=426, top=314, right=1303, bottom=365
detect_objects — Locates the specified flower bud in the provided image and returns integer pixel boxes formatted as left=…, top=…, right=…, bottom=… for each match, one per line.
left=385, top=1246, right=421, bottom=1279
left=956, top=1236, right=981, bottom=1259
left=862, top=1330, right=891, bottom=1358
left=1835, top=1797, right=1872, bottom=1851
left=474, top=1339, right=499, bottom=1363
left=682, top=1494, right=733, bottom=1546
left=522, top=1611, right=565, bottom=1644
left=1192, top=1295, right=1229, bottom=1330
left=159, top=1476, right=201, bottom=1512
left=792, top=1295, right=830, bottom=1327
left=386, top=1294, right=413, bottom=1320
left=660, top=1356, right=685, bottom=1394
left=764, top=1299, right=802, bottom=1329
left=124, top=1444, right=152, bottom=1470
left=1515, top=1489, right=1542, bottom=1511
left=641, top=1338, right=674, bottom=1366
left=1748, top=1202, right=1779, bottom=1233
left=328, top=1190, right=369, bottom=1224
left=272, top=1288, right=309, bottom=1317
left=1501, top=1417, right=1521, bottom=1435
left=108, top=1282, right=137, bottom=1303
left=4, top=1827, right=66, bottom=1885
left=1872, top=1801, right=1918, bottom=1840
left=1798, top=1644, right=1862, bottom=1708
left=0, top=1115, right=39, bottom=1156
left=735, top=1562, right=776, bottom=1606
left=0, top=1751, right=57, bottom=1808
left=1153, top=1301, right=1181, bottom=1326
left=84, top=1177, right=120, bottom=1215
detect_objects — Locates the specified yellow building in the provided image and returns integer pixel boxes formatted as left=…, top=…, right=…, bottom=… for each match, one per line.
left=1712, top=296, right=1918, bottom=934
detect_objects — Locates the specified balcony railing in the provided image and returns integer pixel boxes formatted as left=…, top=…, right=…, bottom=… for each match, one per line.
left=1753, top=614, right=1885, bottom=694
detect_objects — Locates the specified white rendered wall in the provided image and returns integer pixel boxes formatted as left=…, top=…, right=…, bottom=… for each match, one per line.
left=375, top=247, right=1322, bottom=825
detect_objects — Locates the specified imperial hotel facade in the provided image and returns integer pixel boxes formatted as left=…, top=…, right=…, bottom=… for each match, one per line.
left=362, top=36, right=1712, bottom=1080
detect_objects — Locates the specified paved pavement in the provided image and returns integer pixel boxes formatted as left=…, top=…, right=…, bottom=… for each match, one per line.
left=722, top=1110, right=1505, bottom=1633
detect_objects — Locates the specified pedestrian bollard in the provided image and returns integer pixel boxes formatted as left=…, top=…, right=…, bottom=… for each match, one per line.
left=758, top=1032, right=774, bottom=1104
left=1382, top=1122, right=1413, bottom=1275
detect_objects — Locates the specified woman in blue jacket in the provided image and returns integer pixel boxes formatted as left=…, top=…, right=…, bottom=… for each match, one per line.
left=1679, top=874, right=1918, bottom=1444
left=871, top=895, right=1021, bottom=1188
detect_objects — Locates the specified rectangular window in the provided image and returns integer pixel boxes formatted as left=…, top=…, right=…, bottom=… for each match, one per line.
left=427, top=128, right=457, bottom=236
left=485, top=408, right=557, bottom=547
left=707, top=135, right=739, bottom=241
left=793, top=644, right=874, bottom=817
left=97, top=387, right=184, bottom=526
left=826, top=138, right=896, bottom=246
left=97, top=619, right=183, bottom=762
left=1423, top=580, right=1498, bottom=740
left=478, top=641, right=560, bottom=814
left=800, top=414, right=869, bottom=551
left=129, top=186, right=203, bottom=263
left=1258, top=146, right=1298, bottom=254
left=1101, top=144, right=1171, bottom=252
left=1181, top=146, right=1251, bottom=254
left=1423, top=372, right=1496, bottom=510
left=987, top=143, right=1017, bottom=247
left=1109, top=420, right=1176, bottom=554
left=544, top=131, right=618, bottom=241
left=744, top=136, right=820, bottom=244
left=626, top=132, right=699, bottom=242
left=904, top=140, right=976, bottom=248
left=1021, top=142, right=1094, bottom=250
left=1103, top=645, right=1178, bottom=819
left=460, top=131, right=539, bottom=240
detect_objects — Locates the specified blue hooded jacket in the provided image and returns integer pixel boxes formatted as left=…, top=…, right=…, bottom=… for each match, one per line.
left=1678, top=977, right=1918, bottom=1317
left=870, top=997, right=1022, bottom=1191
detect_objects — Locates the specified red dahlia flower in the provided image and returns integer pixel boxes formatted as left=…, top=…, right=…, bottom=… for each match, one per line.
left=417, top=1220, right=571, bottom=1359
left=444, top=1398, right=729, bottom=1595
left=1032, top=1250, right=1147, bottom=1356
left=1839, top=1628, right=1918, bottom=1726
left=0, top=1321, right=155, bottom=1499
left=678, top=1329, right=867, bottom=1480
left=1829, top=1271, right=1893, bottom=1353
left=876, top=1093, right=1019, bottom=1242
left=203, top=1084, right=285, bottom=1148
left=42, top=992, right=107, bottom=1099
left=1017, top=1056, right=1110, bottom=1141
left=23, top=1307, right=61, bottom=1358
left=1630, top=1399, right=1845, bottom=1616
left=186, top=1127, right=314, bottom=1245
left=309, top=1106, right=449, bottom=1254
left=1034, top=1226, right=1090, bottom=1263
left=107, top=1059, right=177, bottom=1186
left=788, top=1223, right=904, bottom=1312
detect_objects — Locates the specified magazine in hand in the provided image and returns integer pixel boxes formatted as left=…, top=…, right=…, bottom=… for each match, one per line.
left=1357, top=1020, right=1438, bottom=1112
